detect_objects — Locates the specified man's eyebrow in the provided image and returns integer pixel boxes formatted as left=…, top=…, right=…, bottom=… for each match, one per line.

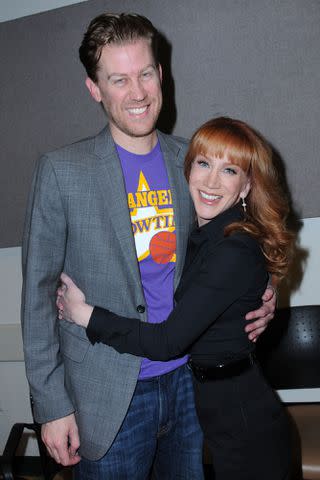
left=107, top=73, right=127, bottom=80
left=107, top=64, right=157, bottom=80
left=140, top=64, right=157, bottom=71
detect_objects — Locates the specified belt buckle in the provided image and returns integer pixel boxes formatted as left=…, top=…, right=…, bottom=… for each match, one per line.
left=197, top=370, right=206, bottom=382
left=189, top=360, right=206, bottom=382
left=196, top=366, right=207, bottom=383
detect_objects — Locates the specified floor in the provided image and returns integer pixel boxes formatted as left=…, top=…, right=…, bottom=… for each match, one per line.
left=3, top=466, right=215, bottom=479
left=1, top=471, right=72, bottom=480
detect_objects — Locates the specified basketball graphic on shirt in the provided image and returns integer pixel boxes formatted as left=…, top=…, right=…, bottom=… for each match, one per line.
left=150, top=231, right=176, bottom=264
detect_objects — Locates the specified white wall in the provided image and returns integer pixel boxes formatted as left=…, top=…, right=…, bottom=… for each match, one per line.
left=1, top=0, right=319, bottom=459
left=0, top=0, right=88, bottom=23
left=0, top=217, right=319, bottom=454
left=0, top=0, right=90, bottom=456
left=287, top=217, right=320, bottom=305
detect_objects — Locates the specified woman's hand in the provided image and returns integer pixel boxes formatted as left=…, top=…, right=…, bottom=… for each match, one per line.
left=56, top=273, right=93, bottom=328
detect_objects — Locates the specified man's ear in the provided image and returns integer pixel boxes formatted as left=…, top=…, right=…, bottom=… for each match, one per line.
left=158, top=64, right=163, bottom=84
left=85, top=77, right=102, bottom=103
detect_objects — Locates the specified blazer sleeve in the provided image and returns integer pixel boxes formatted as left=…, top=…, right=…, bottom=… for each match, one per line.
left=21, top=155, right=74, bottom=423
left=86, top=237, right=262, bottom=361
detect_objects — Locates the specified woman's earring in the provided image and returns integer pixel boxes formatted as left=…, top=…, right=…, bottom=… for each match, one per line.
left=241, top=196, right=247, bottom=212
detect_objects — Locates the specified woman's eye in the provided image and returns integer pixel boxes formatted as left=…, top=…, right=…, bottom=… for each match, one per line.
left=224, top=167, right=237, bottom=175
left=197, top=160, right=209, bottom=167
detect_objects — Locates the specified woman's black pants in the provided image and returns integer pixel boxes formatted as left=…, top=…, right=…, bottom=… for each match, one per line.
left=192, top=363, right=292, bottom=480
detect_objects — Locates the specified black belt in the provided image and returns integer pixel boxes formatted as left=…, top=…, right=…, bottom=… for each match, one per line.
left=188, top=353, right=256, bottom=382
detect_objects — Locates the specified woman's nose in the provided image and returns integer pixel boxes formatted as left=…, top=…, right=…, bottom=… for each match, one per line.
left=206, top=169, right=220, bottom=188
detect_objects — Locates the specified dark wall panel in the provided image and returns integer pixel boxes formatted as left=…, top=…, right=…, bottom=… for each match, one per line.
left=1, top=0, right=319, bottom=247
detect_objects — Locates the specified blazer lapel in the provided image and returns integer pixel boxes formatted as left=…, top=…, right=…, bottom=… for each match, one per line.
left=94, top=127, right=142, bottom=290
left=158, top=132, right=193, bottom=290
left=92, top=127, right=192, bottom=294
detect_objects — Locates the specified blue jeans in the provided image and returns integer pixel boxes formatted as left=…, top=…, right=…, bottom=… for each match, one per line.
left=74, top=364, right=204, bottom=479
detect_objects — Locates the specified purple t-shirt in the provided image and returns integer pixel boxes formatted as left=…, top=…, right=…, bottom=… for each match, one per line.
left=116, top=141, right=188, bottom=379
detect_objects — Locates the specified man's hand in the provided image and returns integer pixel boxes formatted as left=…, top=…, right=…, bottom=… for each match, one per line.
left=245, top=285, right=276, bottom=342
left=41, top=413, right=81, bottom=466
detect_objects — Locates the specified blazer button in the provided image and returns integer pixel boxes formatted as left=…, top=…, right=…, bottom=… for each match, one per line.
left=136, top=305, right=145, bottom=314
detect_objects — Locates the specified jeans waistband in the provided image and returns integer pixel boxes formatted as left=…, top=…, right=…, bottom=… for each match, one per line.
left=138, top=362, right=188, bottom=382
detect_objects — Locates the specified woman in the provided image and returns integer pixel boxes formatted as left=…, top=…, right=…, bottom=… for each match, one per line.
left=57, top=117, right=293, bottom=479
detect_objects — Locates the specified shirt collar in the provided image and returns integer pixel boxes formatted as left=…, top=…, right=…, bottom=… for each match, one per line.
left=190, top=203, right=245, bottom=246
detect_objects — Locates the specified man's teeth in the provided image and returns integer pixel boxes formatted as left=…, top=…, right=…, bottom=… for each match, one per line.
left=200, top=192, right=222, bottom=200
left=128, top=106, right=148, bottom=114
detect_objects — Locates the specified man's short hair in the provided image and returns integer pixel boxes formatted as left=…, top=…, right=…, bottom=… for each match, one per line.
left=79, top=12, right=159, bottom=82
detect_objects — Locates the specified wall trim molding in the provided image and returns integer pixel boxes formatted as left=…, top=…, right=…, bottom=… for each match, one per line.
left=0, top=324, right=24, bottom=362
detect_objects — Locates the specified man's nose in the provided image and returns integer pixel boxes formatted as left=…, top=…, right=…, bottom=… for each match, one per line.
left=130, top=79, right=147, bottom=101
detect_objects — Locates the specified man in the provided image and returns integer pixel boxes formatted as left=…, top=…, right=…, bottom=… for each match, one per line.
left=21, top=13, right=275, bottom=479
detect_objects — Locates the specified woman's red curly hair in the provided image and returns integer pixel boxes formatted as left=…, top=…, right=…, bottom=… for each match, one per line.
left=184, top=117, right=294, bottom=280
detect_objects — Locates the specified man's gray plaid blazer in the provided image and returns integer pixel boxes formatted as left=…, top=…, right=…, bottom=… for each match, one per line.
left=21, top=126, right=193, bottom=460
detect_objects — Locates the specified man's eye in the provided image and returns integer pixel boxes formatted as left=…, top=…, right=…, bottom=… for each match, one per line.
left=113, top=78, right=125, bottom=85
left=142, top=71, right=153, bottom=79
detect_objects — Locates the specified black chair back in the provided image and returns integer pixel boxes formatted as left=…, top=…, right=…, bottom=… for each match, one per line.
left=257, top=305, right=320, bottom=389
